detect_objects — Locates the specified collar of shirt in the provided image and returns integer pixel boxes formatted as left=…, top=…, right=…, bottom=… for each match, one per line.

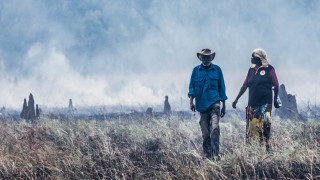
left=199, top=64, right=215, bottom=70
left=252, top=64, right=268, bottom=71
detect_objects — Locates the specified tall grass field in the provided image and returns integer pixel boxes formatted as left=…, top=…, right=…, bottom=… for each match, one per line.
left=0, top=115, right=319, bottom=179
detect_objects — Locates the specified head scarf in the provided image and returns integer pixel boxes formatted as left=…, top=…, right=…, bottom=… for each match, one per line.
left=252, top=48, right=269, bottom=65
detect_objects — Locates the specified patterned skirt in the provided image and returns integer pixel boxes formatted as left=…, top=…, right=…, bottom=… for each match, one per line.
left=246, top=104, right=272, bottom=143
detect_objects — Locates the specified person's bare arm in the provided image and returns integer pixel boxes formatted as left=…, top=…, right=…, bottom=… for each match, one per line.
left=232, top=85, right=247, bottom=109
left=190, top=95, right=195, bottom=112
left=270, top=68, right=280, bottom=108
left=273, top=86, right=280, bottom=108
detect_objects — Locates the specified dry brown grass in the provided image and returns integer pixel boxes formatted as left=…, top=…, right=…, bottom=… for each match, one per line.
left=0, top=116, right=319, bottom=179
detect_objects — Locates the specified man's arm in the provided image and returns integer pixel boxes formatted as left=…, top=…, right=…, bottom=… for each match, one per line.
left=218, top=69, right=228, bottom=118
left=188, top=69, right=196, bottom=112
left=220, top=100, right=226, bottom=118
left=190, top=95, right=195, bottom=112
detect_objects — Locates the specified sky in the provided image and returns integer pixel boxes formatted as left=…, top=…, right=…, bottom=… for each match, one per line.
left=0, top=0, right=319, bottom=110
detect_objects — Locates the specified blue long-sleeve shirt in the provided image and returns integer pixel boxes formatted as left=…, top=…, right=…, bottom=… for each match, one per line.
left=188, top=64, right=228, bottom=112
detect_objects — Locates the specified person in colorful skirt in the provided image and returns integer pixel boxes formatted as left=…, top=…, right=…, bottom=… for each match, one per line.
left=188, top=49, right=228, bottom=158
left=232, top=48, right=280, bottom=152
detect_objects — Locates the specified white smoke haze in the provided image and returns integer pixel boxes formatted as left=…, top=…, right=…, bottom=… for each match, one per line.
left=0, top=0, right=319, bottom=110
left=1, top=43, right=191, bottom=109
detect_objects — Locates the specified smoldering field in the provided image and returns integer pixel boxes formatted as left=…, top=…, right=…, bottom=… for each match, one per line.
left=0, top=112, right=319, bottom=179
left=1, top=0, right=320, bottom=179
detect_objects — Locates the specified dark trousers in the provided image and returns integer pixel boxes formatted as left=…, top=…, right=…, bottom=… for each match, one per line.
left=199, top=102, right=220, bottom=157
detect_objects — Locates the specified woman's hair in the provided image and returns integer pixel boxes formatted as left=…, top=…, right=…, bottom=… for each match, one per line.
left=252, top=48, right=269, bottom=65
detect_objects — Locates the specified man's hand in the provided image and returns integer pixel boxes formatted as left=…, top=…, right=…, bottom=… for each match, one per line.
left=232, top=99, right=238, bottom=109
left=220, top=106, right=225, bottom=118
left=274, top=100, right=280, bottom=108
left=190, top=102, right=196, bottom=112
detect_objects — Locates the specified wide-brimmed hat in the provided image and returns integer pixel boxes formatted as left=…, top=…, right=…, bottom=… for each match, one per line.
left=197, top=49, right=215, bottom=60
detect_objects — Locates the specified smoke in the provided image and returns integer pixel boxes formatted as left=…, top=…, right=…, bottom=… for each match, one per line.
left=0, top=0, right=319, bottom=110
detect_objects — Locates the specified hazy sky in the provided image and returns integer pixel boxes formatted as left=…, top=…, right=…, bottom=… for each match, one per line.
left=0, top=0, right=319, bottom=110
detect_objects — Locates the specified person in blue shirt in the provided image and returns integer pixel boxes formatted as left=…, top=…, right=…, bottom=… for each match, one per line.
left=188, top=48, right=227, bottom=158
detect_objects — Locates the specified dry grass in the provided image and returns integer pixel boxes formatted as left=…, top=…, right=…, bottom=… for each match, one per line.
left=0, top=115, right=319, bottom=179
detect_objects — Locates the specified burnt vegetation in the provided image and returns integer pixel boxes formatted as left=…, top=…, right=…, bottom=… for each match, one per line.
left=0, top=94, right=318, bottom=179
left=0, top=114, right=319, bottom=179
